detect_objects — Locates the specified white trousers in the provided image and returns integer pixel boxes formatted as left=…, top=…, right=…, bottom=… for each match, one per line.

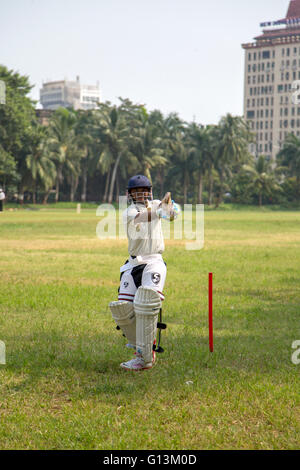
left=118, top=258, right=167, bottom=303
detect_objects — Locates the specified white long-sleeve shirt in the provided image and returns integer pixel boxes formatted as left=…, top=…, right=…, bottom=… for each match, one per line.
left=123, top=200, right=164, bottom=257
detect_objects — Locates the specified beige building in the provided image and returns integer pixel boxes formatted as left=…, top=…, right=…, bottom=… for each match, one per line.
left=242, top=0, right=300, bottom=161
left=40, top=76, right=101, bottom=111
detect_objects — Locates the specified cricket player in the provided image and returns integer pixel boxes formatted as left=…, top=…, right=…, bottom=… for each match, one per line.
left=109, top=175, right=179, bottom=371
left=0, top=188, right=5, bottom=212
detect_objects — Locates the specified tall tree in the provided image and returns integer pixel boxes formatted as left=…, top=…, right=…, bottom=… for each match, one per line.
left=75, top=109, right=98, bottom=202
left=130, top=106, right=167, bottom=183
left=25, top=124, right=56, bottom=203
left=97, top=100, right=135, bottom=203
left=214, top=114, right=253, bottom=207
left=277, top=133, right=300, bottom=199
left=47, top=108, right=77, bottom=202
left=0, top=65, right=37, bottom=198
left=243, top=155, right=282, bottom=206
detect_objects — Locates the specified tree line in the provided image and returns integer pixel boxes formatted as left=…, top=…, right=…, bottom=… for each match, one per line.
left=1, top=65, right=300, bottom=207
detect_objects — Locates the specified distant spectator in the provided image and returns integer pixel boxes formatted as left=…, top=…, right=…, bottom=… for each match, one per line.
left=0, top=188, right=5, bottom=212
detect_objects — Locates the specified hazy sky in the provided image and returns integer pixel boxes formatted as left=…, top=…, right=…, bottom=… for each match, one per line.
left=1, top=0, right=291, bottom=124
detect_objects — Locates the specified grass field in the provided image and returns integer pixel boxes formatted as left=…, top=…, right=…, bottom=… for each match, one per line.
left=0, top=206, right=299, bottom=450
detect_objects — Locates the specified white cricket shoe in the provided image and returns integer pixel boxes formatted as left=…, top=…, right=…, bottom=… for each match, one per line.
left=120, top=351, right=156, bottom=371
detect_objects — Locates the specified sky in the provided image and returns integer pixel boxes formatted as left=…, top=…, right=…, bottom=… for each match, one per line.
left=0, top=0, right=291, bottom=125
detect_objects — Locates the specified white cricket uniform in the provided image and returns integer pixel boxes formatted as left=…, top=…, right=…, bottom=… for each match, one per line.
left=118, top=200, right=167, bottom=302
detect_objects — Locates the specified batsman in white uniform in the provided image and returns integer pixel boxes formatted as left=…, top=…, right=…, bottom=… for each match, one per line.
left=109, top=175, right=179, bottom=371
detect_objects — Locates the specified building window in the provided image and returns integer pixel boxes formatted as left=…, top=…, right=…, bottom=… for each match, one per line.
left=263, top=50, right=270, bottom=59
left=247, top=110, right=255, bottom=119
left=248, top=53, right=251, bottom=61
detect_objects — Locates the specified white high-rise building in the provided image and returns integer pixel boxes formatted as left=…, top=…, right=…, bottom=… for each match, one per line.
left=242, top=0, right=300, bottom=160
left=40, top=76, right=101, bottom=111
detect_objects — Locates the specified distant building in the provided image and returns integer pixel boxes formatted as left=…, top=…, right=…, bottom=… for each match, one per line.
left=242, top=0, right=300, bottom=160
left=40, top=76, right=101, bottom=111
left=35, top=109, right=53, bottom=126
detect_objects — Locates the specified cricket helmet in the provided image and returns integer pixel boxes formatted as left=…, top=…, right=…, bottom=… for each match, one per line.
left=127, top=175, right=153, bottom=204
left=127, top=175, right=152, bottom=191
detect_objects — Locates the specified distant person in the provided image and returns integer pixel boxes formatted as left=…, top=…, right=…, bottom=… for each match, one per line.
left=109, top=175, right=180, bottom=371
left=0, top=188, right=5, bottom=212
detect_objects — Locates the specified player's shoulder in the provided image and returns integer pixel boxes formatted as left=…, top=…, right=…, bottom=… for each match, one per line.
left=123, top=203, right=139, bottom=221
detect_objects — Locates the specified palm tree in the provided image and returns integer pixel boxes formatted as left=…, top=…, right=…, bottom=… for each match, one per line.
left=277, top=133, right=300, bottom=199
left=25, top=124, right=56, bottom=203
left=75, top=109, right=98, bottom=202
left=243, top=155, right=282, bottom=206
left=214, top=114, right=253, bottom=207
left=168, top=128, right=191, bottom=204
left=47, top=108, right=77, bottom=202
left=96, top=102, right=133, bottom=203
left=130, top=107, right=168, bottom=184
left=188, top=123, right=216, bottom=204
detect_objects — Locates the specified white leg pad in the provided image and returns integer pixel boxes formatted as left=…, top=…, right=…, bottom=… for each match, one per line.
left=134, top=287, right=162, bottom=364
left=109, top=301, right=136, bottom=347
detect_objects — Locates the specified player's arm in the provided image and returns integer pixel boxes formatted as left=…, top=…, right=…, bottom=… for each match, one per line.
left=134, top=193, right=179, bottom=224
left=134, top=200, right=158, bottom=224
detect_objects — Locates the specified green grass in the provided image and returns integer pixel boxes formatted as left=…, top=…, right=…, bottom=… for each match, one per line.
left=0, top=207, right=299, bottom=450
